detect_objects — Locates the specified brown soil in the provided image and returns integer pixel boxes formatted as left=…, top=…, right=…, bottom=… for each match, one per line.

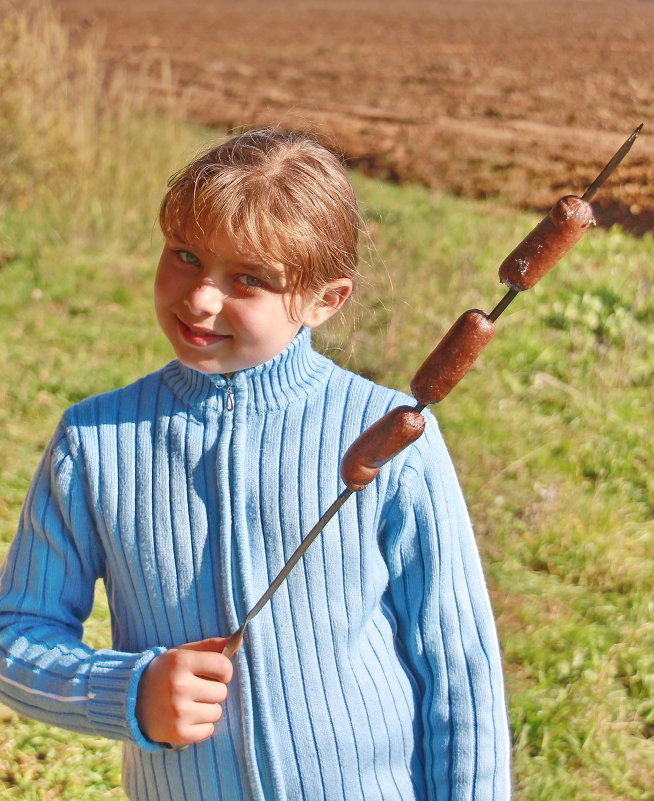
left=54, top=0, right=654, bottom=232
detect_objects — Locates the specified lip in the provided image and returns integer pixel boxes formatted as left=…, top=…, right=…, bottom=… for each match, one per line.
left=177, top=317, right=230, bottom=348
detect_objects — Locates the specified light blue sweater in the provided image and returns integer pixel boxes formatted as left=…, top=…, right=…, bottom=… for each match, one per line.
left=0, top=328, right=510, bottom=801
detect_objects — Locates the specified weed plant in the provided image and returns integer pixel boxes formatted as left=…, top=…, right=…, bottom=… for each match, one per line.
left=0, top=4, right=652, bottom=800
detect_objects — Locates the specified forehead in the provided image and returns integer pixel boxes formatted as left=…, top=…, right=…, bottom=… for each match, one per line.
left=169, top=219, right=263, bottom=260
left=166, top=200, right=282, bottom=255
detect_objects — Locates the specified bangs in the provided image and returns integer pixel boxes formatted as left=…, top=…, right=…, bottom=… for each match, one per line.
left=159, top=173, right=313, bottom=295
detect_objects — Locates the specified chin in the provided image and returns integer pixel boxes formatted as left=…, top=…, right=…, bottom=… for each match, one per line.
left=178, top=350, right=251, bottom=375
left=180, top=355, right=226, bottom=374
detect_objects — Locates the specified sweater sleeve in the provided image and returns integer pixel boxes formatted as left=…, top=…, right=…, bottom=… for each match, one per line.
left=0, top=423, right=165, bottom=750
left=382, top=413, right=511, bottom=801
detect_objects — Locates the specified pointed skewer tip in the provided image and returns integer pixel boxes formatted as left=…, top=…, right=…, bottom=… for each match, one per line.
left=581, top=124, right=643, bottom=202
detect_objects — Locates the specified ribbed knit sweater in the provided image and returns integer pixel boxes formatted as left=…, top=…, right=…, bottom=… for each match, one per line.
left=0, top=328, right=510, bottom=801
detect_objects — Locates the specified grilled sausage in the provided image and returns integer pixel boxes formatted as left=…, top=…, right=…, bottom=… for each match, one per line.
left=499, top=195, right=595, bottom=291
left=410, top=309, right=495, bottom=405
left=340, top=406, right=426, bottom=491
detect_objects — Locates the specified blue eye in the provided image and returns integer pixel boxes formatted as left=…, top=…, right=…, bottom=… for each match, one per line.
left=177, top=250, right=200, bottom=266
left=238, top=274, right=264, bottom=288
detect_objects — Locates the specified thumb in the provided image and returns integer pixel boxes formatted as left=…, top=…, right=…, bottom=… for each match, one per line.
left=178, top=636, right=232, bottom=654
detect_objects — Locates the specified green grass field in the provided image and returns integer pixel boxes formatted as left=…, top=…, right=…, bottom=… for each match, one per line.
left=0, top=5, right=652, bottom=800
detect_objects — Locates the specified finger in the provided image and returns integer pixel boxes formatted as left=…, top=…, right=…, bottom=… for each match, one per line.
left=172, top=649, right=233, bottom=683
left=192, top=678, right=228, bottom=705
left=187, top=701, right=225, bottom=726
left=173, top=721, right=217, bottom=746
left=180, top=636, right=232, bottom=654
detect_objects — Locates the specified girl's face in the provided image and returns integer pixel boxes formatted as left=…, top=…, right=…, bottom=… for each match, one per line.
left=154, top=227, right=351, bottom=375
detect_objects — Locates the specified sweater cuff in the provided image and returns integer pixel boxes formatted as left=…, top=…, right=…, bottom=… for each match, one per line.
left=87, top=646, right=167, bottom=751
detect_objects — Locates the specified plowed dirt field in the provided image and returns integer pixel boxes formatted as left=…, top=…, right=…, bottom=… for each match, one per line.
left=54, top=0, right=654, bottom=232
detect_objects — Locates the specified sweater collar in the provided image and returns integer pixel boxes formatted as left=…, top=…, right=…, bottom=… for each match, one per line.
left=161, top=327, right=332, bottom=413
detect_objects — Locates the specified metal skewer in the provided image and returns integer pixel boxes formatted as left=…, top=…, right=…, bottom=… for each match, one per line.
left=223, top=123, right=644, bottom=660
left=488, top=289, right=519, bottom=322
left=582, top=123, right=642, bottom=202
left=222, top=489, right=353, bottom=658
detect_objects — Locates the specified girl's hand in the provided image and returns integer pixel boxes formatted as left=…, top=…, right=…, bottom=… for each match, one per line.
left=135, top=637, right=234, bottom=747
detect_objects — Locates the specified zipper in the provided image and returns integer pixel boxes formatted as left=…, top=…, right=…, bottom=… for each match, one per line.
left=224, top=377, right=234, bottom=411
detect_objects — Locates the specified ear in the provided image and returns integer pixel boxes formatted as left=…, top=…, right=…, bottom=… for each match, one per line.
left=300, top=279, right=353, bottom=328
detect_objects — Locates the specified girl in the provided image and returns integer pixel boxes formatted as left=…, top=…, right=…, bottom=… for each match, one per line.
left=0, top=129, right=510, bottom=801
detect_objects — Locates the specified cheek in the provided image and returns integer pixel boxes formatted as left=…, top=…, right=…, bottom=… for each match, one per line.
left=225, top=303, right=262, bottom=335
left=231, top=298, right=299, bottom=340
left=153, top=274, right=167, bottom=317
left=154, top=265, right=183, bottom=308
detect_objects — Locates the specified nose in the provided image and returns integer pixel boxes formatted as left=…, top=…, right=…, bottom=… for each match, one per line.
left=185, top=282, right=225, bottom=317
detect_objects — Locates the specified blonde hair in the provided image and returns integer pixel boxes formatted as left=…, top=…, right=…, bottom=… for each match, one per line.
left=159, top=129, right=362, bottom=306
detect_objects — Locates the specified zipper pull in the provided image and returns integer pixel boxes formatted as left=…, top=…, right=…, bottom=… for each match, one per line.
left=225, top=381, right=234, bottom=411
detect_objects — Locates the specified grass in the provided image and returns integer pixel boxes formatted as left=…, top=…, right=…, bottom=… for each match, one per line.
left=345, top=178, right=654, bottom=800
left=0, top=4, right=653, bottom=800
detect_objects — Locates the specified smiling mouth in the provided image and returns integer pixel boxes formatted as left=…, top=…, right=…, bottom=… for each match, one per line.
left=177, top=318, right=230, bottom=347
